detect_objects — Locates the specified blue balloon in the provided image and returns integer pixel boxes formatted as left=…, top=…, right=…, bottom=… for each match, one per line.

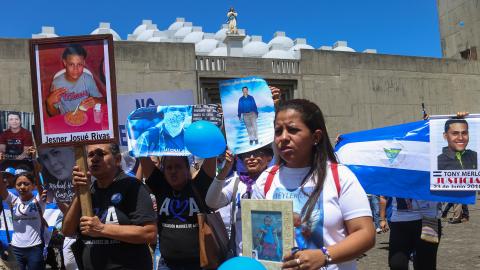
left=184, top=120, right=226, bottom=158
left=218, top=256, right=266, bottom=270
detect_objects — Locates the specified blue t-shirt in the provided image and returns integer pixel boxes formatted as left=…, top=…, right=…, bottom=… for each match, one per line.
left=51, top=72, right=102, bottom=114
left=237, top=95, right=258, bottom=118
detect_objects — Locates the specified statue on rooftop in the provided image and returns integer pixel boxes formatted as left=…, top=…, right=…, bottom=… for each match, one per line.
left=227, top=7, right=238, bottom=34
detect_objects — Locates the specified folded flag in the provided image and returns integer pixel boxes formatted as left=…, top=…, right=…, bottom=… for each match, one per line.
left=335, top=120, right=476, bottom=204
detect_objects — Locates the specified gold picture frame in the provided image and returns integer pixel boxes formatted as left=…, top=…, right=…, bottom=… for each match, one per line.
left=241, top=199, right=294, bottom=270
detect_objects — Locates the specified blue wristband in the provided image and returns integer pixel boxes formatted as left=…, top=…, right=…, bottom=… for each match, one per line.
left=320, top=246, right=332, bottom=266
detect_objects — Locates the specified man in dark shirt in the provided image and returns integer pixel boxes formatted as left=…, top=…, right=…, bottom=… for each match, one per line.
left=237, top=86, right=259, bottom=145
left=63, top=143, right=157, bottom=270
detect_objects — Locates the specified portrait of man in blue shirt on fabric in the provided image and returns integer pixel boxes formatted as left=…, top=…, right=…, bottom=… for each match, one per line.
left=134, top=106, right=191, bottom=156
left=237, top=86, right=259, bottom=145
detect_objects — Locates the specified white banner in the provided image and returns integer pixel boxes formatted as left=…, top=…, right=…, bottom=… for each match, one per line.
left=430, top=116, right=480, bottom=191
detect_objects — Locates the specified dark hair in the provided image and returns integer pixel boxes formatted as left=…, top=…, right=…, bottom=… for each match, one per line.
left=7, top=112, right=21, bottom=121
left=161, top=156, right=190, bottom=173
left=444, top=118, right=468, bottom=133
left=275, top=99, right=337, bottom=224
left=62, top=44, right=87, bottom=60
left=109, top=143, right=121, bottom=156
left=15, top=172, right=35, bottom=184
left=242, top=86, right=248, bottom=91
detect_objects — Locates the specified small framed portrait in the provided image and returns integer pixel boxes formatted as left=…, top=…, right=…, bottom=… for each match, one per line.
left=241, top=199, right=294, bottom=270
left=29, top=34, right=118, bottom=147
left=429, top=116, right=480, bottom=191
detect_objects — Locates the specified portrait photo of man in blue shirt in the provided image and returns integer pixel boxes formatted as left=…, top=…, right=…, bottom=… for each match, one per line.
left=238, top=86, right=258, bottom=145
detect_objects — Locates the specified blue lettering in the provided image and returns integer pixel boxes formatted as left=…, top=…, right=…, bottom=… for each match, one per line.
left=135, top=98, right=156, bottom=109
left=119, top=125, right=128, bottom=146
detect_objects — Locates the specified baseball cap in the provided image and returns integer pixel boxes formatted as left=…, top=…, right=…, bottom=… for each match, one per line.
left=0, top=167, right=16, bottom=176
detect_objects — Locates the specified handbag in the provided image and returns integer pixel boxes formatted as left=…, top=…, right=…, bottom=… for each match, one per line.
left=420, top=216, right=440, bottom=244
left=192, top=185, right=230, bottom=269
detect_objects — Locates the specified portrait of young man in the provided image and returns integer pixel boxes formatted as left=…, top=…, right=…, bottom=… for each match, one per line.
left=437, top=118, right=477, bottom=170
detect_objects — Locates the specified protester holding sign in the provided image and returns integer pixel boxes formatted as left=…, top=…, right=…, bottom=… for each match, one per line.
left=140, top=154, right=216, bottom=270
left=253, top=99, right=374, bottom=270
left=62, top=143, right=157, bottom=270
left=0, top=172, right=48, bottom=270
left=0, top=112, right=33, bottom=160
left=206, top=145, right=274, bottom=255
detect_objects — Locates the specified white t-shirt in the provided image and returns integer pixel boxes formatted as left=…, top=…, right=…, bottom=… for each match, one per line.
left=252, top=163, right=372, bottom=270
left=6, top=192, right=45, bottom=248
left=390, top=198, right=440, bottom=222
left=205, top=172, right=252, bottom=255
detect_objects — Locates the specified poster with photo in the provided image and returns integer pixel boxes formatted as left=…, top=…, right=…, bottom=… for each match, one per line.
left=37, top=146, right=76, bottom=203
left=0, top=111, right=35, bottom=160
left=219, top=77, right=274, bottom=154
left=127, top=105, right=193, bottom=157
left=30, top=35, right=118, bottom=147
left=430, top=116, right=480, bottom=191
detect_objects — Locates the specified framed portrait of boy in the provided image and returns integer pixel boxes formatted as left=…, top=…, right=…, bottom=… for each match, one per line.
left=29, top=34, right=118, bottom=147
left=241, top=199, right=294, bottom=270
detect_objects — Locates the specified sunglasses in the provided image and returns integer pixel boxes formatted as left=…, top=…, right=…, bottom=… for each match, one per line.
left=238, top=149, right=266, bottom=160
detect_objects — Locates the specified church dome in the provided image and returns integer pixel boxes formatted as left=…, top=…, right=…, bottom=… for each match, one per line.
left=183, top=27, right=204, bottom=43
left=243, top=36, right=269, bottom=57
left=174, top=22, right=193, bottom=39
left=209, top=44, right=227, bottom=56
left=136, top=24, right=159, bottom=41
left=168, top=18, right=186, bottom=31
left=214, top=24, right=228, bottom=41
left=132, top=20, right=153, bottom=37
left=91, top=22, right=121, bottom=41
left=262, top=44, right=295, bottom=59
left=332, top=41, right=355, bottom=52
left=32, top=26, right=58, bottom=38
left=267, top=31, right=294, bottom=50
left=195, top=34, right=219, bottom=55
left=289, top=38, right=314, bottom=59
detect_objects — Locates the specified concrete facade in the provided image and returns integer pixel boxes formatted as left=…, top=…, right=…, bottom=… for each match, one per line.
left=1, top=38, right=479, bottom=137
left=438, top=0, right=480, bottom=58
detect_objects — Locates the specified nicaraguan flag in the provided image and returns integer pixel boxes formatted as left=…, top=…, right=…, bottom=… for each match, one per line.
left=335, top=120, right=476, bottom=204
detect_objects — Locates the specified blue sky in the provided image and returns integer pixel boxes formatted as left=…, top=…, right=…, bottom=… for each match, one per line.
left=2, top=0, right=441, bottom=57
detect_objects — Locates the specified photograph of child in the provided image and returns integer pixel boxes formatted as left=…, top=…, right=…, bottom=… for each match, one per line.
left=31, top=35, right=116, bottom=145
left=251, top=211, right=283, bottom=262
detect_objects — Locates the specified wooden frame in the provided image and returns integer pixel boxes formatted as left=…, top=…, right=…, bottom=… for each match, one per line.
left=29, top=34, right=118, bottom=147
left=241, top=199, right=294, bottom=270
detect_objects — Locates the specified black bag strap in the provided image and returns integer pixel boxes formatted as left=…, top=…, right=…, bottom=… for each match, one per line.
left=229, top=176, right=240, bottom=227
left=190, top=183, right=211, bottom=214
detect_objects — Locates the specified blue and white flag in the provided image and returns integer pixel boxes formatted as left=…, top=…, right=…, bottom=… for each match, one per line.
left=335, top=120, right=476, bottom=204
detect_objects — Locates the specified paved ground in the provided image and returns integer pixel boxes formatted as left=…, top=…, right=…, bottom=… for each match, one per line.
left=357, top=197, right=480, bottom=269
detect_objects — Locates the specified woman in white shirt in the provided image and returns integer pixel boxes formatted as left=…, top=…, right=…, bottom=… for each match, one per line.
left=205, top=145, right=274, bottom=255
left=253, top=99, right=375, bottom=270
left=0, top=172, right=47, bottom=270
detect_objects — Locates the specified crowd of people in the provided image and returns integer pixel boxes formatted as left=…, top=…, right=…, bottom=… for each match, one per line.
left=0, top=87, right=474, bottom=270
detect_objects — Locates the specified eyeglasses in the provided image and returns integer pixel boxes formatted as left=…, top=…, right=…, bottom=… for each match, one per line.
left=239, top=149, right=266, bottom=160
